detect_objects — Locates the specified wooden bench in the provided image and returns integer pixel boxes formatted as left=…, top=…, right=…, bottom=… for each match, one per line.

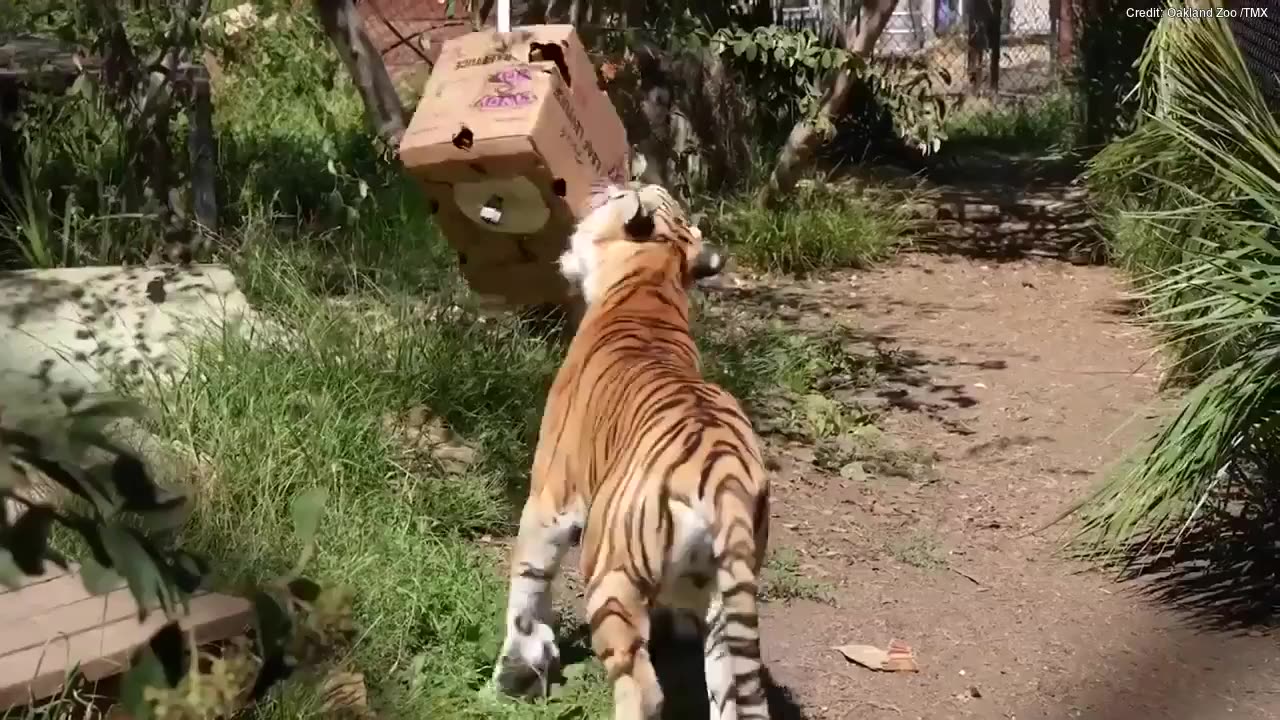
left=0, top=563, right=253, bottom=711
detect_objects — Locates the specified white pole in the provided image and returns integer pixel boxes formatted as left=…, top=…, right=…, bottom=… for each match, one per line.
left=497, top=0, right=511, bottom=32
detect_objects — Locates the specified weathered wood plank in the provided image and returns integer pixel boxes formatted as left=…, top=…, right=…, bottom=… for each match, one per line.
left=2, top=588, right=141, bottom=659
left=0, top=563, right=252, bottom=712
left=0, top=568, right=120, bottom=625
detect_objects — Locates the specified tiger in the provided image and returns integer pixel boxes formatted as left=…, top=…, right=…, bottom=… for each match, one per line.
left=489, top=181, right=772, bottom=720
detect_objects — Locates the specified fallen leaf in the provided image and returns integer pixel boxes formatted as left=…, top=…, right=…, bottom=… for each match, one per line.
left=834, top=639, right=919, bottom=672
left=321, top=670, right=372, bottom=718
left=884, top=639, right=919, bottom=671
left=835, top=644, right=887, bottom=669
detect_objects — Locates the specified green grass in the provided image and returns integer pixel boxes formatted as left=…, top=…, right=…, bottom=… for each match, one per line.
left=698, top=321, right=868, bottom=402
left=943, top=92, right=1076, bottom=155
left=760, top=548, right=832, bottom=604
left=703, top=183, right=910, bottom=276
left=889, top=530, right=946, bottom=570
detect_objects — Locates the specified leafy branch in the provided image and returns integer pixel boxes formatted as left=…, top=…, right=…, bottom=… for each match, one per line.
left=684, top=24, right=949, bottom=155
left=5, top=0, right=219, bottom=267
left=1, top=401, right=343, bottom=719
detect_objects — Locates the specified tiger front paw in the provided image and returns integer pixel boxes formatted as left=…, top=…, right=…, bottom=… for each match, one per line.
left=491, top=620, right=560, bottom=699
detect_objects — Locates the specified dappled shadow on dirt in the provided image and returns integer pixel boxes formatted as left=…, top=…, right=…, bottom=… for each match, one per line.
left=909, top=186, right=1108, bottom=265
left=701, top=277, right=994, bottom=418
left=739, top=250, right=1279, bottom=719
left=650, top=619, right=809, bottom=720
left=923, top=149, right=1086, bottom=188
left=1046, top=624, right=1280, bottom=720
left=552, top=618, right=809, bottom=720
left=835, top=151, right=1109, bottom=264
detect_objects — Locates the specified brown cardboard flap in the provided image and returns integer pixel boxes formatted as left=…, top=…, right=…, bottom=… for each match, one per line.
left=461, top=259, right=573, bottom=306
left=430, top=26, right=595, bottom=99
left=398, top=25, right=629, bottom=307
left=401, top=133, right=539, bottom=179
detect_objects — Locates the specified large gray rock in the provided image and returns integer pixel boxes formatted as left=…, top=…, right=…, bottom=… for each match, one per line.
left=0, top=263, right=256, bottom=421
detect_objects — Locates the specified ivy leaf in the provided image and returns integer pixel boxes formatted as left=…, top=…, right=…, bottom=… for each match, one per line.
left=168, top=551, right=208, bottom=594
left=101, top=526, right=166, bottom=618
left=9, top=506, right=55, bottom=575
left=120, top=646, right=167, bottom=720
left=251, top=590, right=293, bottom=659
left=290, top=487, right=328, bottom=547
left=70, top=72, right=97, bottom=103
left=146, top=621, right=190, bottom=687
left=0, top=550, right=24, bottom=590
left=68, top=397, right=148, bottom=427
left=80, top=555, right=125, bottom=595
left=13, top=452, right=97, bottom=507
left=70, top=516, right=115, bottom=568
left=744, top=43, right=758, bottom=63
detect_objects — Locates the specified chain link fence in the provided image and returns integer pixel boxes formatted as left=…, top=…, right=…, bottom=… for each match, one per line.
left=778, top=0, right=1065, bottom=99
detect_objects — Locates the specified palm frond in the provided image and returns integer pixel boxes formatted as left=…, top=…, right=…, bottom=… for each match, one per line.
left=1073, top=2, right=1280, bottom=563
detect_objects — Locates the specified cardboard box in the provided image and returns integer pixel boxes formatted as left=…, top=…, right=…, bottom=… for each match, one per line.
left=398, top=25, right=630, bottom=307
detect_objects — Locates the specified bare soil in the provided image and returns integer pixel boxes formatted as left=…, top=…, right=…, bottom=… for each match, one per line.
left=724, top=171, right=1280, bottom=720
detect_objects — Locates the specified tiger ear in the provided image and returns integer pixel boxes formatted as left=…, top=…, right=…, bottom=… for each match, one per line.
left=622, top=192, right=656, bottom=239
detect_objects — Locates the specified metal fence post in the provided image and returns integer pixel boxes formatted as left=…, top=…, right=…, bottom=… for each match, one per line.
left=966, top=0, right=990, bottom=91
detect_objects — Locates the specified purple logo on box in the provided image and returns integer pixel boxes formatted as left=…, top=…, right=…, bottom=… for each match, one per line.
left=474, top=67, right=537, bottom=110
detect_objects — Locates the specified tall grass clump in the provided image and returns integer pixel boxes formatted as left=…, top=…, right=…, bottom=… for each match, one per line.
left=1074, top=4, right=1280, bottom=566
left=943, top=91, right=1077, bottom=155
left=210, top=11, right=388, bottom=223
left=0, top=78, right=155, bottom=268
left=706, top=182, right=910, bottom=275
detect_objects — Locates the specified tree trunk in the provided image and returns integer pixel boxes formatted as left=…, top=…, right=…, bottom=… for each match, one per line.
left=312, top=0, right=408, bottom=149
left=755, top=0, right=899, bottom=208
left=188, top=63, right=218, bottom=239
left=626, top=39, right=677, bottom=187
left=988, top=0, right=1002, bottom=93
left=1056, top=0, right=1075, bottom=72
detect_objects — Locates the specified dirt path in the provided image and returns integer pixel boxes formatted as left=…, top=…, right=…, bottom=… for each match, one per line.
left=711, top=174, right=1280, bottom=719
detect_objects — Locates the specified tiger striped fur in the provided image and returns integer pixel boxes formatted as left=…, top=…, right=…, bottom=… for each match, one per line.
left=490, top=182, right=772, bottom=720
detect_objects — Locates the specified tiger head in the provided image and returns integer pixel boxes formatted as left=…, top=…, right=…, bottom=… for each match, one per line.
left=558, top=182, right=726, bottom=304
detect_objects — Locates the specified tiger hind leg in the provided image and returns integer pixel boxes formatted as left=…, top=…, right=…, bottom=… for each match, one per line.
left=588, top=569, right=664, bottom=720
left=491, top=495, right=583, bottom=698
left=705, top=533, right=770, bottom=718
left=703, top=593, right=736, bottom=719
left=652, top=605, right=704, bottom=645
